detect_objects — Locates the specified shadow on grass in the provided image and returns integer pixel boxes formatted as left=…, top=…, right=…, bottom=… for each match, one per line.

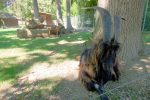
left=1, top=30, right=149, bottom=100
left=105, top=43, right=150, bottom=100
left=0, top=52, right=51, bottom=83
left=2, top=54, right=149, bottom=100
left=1, top=78, right=94, bottom=100
left=0, top=29, right=91, bottom=84
left=0, top=43, right=86, bottom=82
left=0, top=29, right=91, bottom=59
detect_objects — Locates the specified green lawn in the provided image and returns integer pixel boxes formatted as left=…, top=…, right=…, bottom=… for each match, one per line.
left=0, top=29, right=93, bottom=99
left=143, top=31, right=150, bottom=43
left=0, top=29, right=150, bottom=99
left=0, top=29, right=91, bottom=84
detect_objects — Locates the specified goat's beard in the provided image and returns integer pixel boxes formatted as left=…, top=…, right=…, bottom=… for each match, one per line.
left=105, top=70, right=112, bottom=81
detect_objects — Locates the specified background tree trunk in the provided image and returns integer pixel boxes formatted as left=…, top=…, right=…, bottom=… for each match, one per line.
left=94, top=0, right=146, bottom=62
left=32, top=0, right=43, bottom=23
left=56, top=0, right=63, bottom=25
left=66, top=0, right=73, bottom=31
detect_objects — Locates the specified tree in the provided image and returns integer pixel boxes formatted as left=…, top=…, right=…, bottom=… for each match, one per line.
left=32, top=0, right=43, bottom=22
left=94, top=0, right=146, bottom=61
left=51, top=0, right=63, bottom=25
left=0, top=1, right=5, bottom=10
left=56, top=0, right=63, bottom=25
left=66, top=0, right=73, bottom=31
left=20, top=0, right=33, bottom=20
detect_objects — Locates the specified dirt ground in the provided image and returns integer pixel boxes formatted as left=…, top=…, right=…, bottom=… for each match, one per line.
left=0, top=43, right=150, bottom=100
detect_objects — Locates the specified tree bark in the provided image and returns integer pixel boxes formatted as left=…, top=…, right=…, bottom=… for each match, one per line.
left=94, top=0, right=146, bottom=62
left=66, top=0, right=73, bottom=31
left=32, top=0, right=43, bottom=23
left=56, top=0, right=63, bottom=25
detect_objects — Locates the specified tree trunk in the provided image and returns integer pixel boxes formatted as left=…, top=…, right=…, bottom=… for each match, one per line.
left=66, top=0, right=73, bottom=31
left=56, top=0, right=63, bottom=25
left=94, top=0, right=146, bottom=62
left=32, top=0, right=43, bottom=23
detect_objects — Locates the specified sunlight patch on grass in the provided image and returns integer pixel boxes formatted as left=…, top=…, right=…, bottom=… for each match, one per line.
left=50, top=53, right=67, bottom=59
left=28, top=49, right=54, bottom=55
left=130, top=65, right=150, bottom=73
left=45, top=43, right=56, bottom=46
left=145, top=64, right=150, bottom=67
left=0, top=28, right=17, bottom=31
left=16, top=55, right=31, bottom=63
left=2, top=34, right=17, bottom=39
left=19, top=60, right=79, bottom=84
left=58, top=40, right=85, bottom=45
left=0, top=81, right=12, bottom=92
left=58, top=40, right=69, bottom=44
left=130, top=66, right=144, bottom=72
left=0, top=48, right=26, bottom=58
left=146, top=43, right=150, bottom=45
left=145, top=65, right=150, bottom=72
left=19, top=62, right=51, bottom=83
left=129, top=56, right=150, bottom=73
left=140, top=58, right=150, bottom=63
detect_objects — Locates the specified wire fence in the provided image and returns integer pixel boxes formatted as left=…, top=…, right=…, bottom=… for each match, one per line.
left=62, top=14, right=95, bottom=31
left=68, top=2, right=150, bottom=32
left=64, top=12, right=150, bottom=32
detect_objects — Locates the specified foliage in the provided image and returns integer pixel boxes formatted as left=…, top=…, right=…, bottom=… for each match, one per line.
left=70, top=1, right=78, bottom=16
left=3, top=0, right=33, bottom=20
left=145, top=11, right=150, bottom=31
left=144, top=1, right=150, bottom=31
left=1, top=0, right=98, bottom=19
left=73, top=0, right=98, bottom=14
left=20, top=0, right=33, bottom=20
left=38, top=0, right=56, bottom=16
left=3, top=0, right=56, bottom=20
left=69, top=0, right=97, bottom=28
left=0, top=2, right=5, bottom=10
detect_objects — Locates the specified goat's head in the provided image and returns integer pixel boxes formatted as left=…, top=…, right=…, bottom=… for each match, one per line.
left=99, top=38, right=120, bottom=81
left=96, top=7, right=121, bottom=81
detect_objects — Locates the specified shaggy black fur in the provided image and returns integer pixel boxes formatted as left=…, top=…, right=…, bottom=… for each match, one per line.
left=79, top=38, right=120, bottom=100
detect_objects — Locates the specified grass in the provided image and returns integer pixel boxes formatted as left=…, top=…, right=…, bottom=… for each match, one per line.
left=143, top=31, right=150, bottom=43
left=0, top=29, right=150, bottom=100
left=0, top=28, right=91, bottom=85
left=0, top=28, right=92, bottom=99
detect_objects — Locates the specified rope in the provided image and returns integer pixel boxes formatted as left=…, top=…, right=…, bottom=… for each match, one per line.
left=95, top=73, right=150, bottom=99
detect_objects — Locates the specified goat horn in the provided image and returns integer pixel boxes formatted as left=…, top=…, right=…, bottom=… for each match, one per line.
left=82, top=6, right=112, bottom=42
left=114, top=16, right=121, bottom=41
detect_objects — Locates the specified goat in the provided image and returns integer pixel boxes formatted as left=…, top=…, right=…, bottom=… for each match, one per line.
left=78, top=7, right=121, bottom=100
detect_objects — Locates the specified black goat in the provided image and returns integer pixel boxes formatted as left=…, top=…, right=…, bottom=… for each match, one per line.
left=79, top=7, right=121, bottom=100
